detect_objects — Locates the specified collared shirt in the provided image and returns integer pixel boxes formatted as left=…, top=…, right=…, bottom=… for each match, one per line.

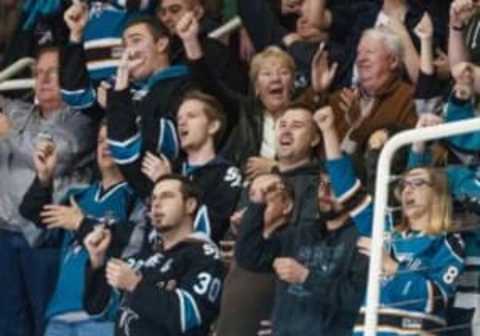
left=0, top=96, right=95, bottom=244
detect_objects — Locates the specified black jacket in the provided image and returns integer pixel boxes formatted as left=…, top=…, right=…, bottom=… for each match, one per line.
left=236, top=202, right=368, bottom=336
left=106, top=67, right=192, bottom=199
left=281, top=162, right=321, bottom=228
left=177, top=156, right=243, bottom=242
left=85, top=232, right=224, bottom=336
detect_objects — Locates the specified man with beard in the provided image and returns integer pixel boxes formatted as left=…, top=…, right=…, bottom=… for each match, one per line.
left=83, top=174, right=224, bottom=336
left=235, top=163, right=367, bottom=336
left=274, top=102, right=322, bottom=227
left=235, top=156, right=369, bottom=335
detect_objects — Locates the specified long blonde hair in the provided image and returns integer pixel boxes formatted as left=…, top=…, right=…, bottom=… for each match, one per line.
left=398, top=168, right=452, bottom=235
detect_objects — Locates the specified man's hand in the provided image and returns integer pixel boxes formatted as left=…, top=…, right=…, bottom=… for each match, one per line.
left=357, top=237, right=398, bottom=277
left=367, top=129, right=389, bottom=150
left=97, top=81, right=111, bottom=109
left=248, top=175, right=283, bottom=204
left=106, top=258, right=142, bottom=292
left=383, top=17, right=409, bottom=39
left=313, top=105, right=335, bottom=132
left=34, top=139, right=57, bottom=186
left=40, top=198, right=84, bottom=231
left=311, top=43, right=338, bottom=94
left=64, top=0, right=89, bottom=43
left=450, top=0, right=476, bottom=30
left=245, top=157, right=278, bottom=181
left=338, top=87, right=359, bottom=115
left=114, top=49, right=143, bottom=91
left=273, top=257, right=309, bottom=284
left=177, top=12, right=202, bottom=59
left=141, top=152, right=171, bottom=182
left=0, top=113, right=11, bottom=137
left=414, top=13, right=433, bottom=41
left=84, top=227, right=112, bottom=269
left=176, top=12, right=200, bottom=42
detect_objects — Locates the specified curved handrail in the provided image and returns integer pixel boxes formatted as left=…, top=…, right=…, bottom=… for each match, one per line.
left=0, top=79, right=35, bottom=92
left=0, top=57, right=35, bottom=83
left=364, top=117, right=480, bottom=336
left=208, top=16, right=242, bottom=39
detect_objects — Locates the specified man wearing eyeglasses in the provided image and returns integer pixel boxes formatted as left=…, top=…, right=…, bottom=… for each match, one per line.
left=0, top=46, right=96, bottom=336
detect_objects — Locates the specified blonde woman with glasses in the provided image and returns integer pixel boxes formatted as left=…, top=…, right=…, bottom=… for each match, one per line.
left=314, top=106, right=465, bottom=336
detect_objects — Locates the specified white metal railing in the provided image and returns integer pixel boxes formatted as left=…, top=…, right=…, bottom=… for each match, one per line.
left=0, top=57, right=35, bottom=92
left=0, top=79, right=35, bottom=91
left=365, top=117, right=480, bottom=336
left=0, top=57, right=34, bottom=83
left=0, top=15, right=242, bottom=92
left=209, top=16, right=242, bottom=39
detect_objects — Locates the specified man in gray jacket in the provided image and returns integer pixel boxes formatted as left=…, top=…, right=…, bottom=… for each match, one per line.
left=0, top=46, right=95, bottom=336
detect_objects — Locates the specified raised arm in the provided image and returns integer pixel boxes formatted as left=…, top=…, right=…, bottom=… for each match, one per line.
left=237, top=0, right=289, bottom=50
left=19, top=140, right=58, bottom=226
left=445, top=62, right=480, bottom=151
left=60, top=1, right=103, bottom=116
left=448, top=0, right=475, bottom=68
left=314, top=106, right=374, bottom=236
left=235, top=175, right=286, bottom=272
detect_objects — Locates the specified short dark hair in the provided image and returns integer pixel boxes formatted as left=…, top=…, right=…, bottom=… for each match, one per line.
left=124, top=15, right=171, bottom=42
left=180, top=90, right=226, bottom=144
left=154, top=173, right=201, bottom=208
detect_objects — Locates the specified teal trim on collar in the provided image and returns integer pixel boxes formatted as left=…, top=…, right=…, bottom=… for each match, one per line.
left=144, top=65, right=189, bottom=91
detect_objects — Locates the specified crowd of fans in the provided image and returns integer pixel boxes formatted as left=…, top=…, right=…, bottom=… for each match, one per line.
left=0, top=0, right=479, bottom=335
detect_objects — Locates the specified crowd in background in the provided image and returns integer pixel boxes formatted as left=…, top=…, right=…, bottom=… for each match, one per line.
left=0, top=0, right=479, bottom=336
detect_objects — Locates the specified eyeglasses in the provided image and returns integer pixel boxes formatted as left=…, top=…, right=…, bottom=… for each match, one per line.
left=395, top=178, right=433, bottom=194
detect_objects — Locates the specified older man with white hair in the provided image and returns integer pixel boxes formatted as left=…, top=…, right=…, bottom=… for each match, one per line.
left=324, top=28, right=418, bottom=154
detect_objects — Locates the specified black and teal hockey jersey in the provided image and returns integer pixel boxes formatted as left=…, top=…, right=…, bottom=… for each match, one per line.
left=20, top=178, right=140, bottom=321
left=85, top=232, right=224, bottom=336
left=326, top=156, right=465, bottom=336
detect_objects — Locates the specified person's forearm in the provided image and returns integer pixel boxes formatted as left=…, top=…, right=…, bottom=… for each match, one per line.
left=400, top=33, right=420, bottom=83
left=448, top=28, right=470, bottom=68
left=183, top=37, right=203, bottom=61
left=308, top=0, right=328, bottom=30
left=322, top=129, right=341, bottom=159
left=419, top=38, right=434, bottom=75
